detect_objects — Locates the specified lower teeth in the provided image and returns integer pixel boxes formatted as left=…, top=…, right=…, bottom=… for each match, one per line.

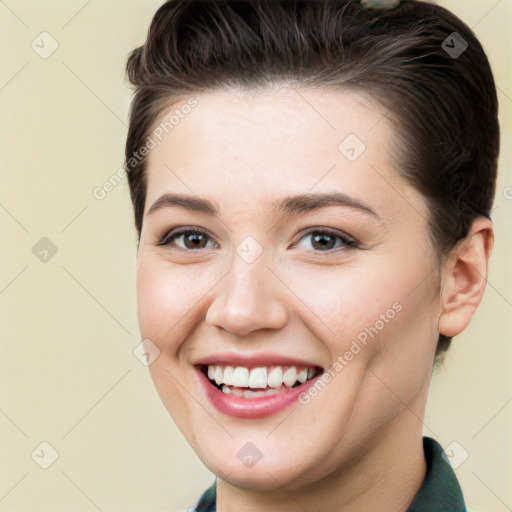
left=221, top=385, right=286, bottom=398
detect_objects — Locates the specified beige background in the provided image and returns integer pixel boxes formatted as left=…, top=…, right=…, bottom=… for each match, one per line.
left=0, top=1, right=510, bottom=511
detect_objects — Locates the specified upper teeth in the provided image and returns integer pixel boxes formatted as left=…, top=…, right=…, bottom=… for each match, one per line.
left=206, top=365, right=316, bottom=389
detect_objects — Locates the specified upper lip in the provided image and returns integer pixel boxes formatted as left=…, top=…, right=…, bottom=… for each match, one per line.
left=193, top=351, right=324, bottom=370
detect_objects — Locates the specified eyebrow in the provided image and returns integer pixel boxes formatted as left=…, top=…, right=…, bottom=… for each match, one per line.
left=147, top=191, right=379, bottom=219
left=273, top=192, right=379, bottom=218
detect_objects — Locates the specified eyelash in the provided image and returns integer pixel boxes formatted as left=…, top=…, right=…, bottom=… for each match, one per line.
left=156, top=226, right=359, bottom=253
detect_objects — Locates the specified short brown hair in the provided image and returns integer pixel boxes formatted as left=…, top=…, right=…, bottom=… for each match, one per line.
left=124, top=0, right=499, bottom=356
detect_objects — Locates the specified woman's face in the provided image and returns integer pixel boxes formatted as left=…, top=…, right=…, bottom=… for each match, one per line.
left=136, top=87, right=441, bottom=491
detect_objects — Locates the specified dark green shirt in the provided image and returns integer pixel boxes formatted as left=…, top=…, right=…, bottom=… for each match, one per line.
left=189, top=437, right=468, bottom=512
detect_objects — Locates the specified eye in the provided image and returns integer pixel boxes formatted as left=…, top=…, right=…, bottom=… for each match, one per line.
left=294, top=228, right=358, bottom=252
left=157, top=227, right=218, bottom=250
left=156, top=226, right=357, bottom=252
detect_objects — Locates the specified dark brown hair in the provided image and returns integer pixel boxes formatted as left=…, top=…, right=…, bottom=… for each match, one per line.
left=124, top=0, right=499, bottom=356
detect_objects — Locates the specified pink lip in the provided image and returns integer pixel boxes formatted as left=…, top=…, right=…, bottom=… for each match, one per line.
left=194, top=366, right=321, bottom=419
left=193, top=351, right=322, bottom=369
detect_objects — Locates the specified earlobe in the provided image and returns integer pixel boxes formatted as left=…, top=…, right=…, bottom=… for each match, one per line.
left=438, top=217, right=494, bottom=338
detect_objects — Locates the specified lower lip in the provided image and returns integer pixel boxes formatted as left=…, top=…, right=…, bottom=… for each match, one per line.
left=194, top=367, right=320, bottom=419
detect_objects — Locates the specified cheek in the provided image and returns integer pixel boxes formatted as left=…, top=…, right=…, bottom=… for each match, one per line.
left=285, top=250, right=438, bottom=359
left=283, top=262, right=407, bottom=340
left=136, top=259, right=211, bottom=344
left=135, top=259, right=208, bottom=434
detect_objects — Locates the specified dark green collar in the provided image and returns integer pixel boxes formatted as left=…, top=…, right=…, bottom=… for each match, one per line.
left=408, top=437, right=467, bottom=512
left=192, top=437, right=466, bottom=512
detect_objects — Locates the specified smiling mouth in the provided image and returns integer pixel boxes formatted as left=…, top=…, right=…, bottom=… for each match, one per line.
left=197, top=364, right=323, bottom=399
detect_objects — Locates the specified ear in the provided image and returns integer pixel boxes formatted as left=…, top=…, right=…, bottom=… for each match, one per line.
left=438, top=217, right=494, bottom=338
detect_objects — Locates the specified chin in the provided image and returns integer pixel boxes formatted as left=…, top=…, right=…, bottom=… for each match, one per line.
left=199, top=440, right=315, bottom=492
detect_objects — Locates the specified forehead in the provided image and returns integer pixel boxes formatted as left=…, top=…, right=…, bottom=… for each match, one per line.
left=144, top=86, right=423, bottom=222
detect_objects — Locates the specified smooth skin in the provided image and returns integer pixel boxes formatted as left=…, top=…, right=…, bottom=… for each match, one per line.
left=135, top=86, right=493, bottom=512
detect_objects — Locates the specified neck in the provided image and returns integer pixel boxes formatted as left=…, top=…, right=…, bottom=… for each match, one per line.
left=217, top=416, right=427, bottom=512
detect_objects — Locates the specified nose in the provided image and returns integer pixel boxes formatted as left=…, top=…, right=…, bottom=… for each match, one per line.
left=205, top=252, right=289, bottom=337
